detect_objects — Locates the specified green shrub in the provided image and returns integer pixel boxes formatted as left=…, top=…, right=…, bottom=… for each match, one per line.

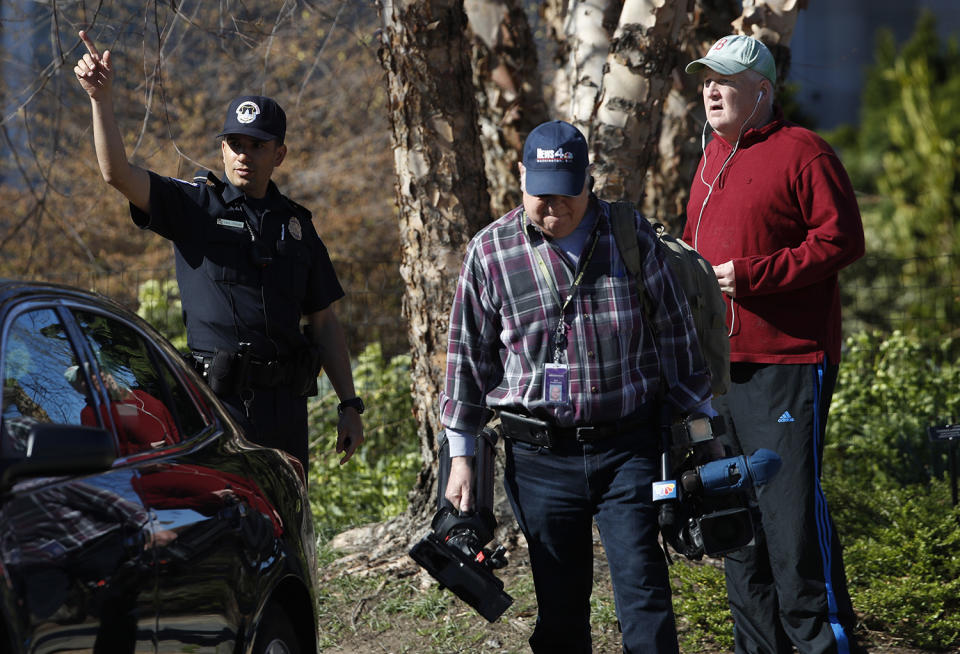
left=827, top=476, right=960, bottom=649
left=670, top=560, right=734, bottom=652
left=136, top=279, right=187, bottom=350
left=306, top=342, right=420, bottom=539
left=823, top=329, right=960, bottom=650
left=826, top=330, right=960, bottom=488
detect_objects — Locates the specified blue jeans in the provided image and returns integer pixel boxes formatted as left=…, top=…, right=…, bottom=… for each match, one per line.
left=503, top=427, right=678, bottom=654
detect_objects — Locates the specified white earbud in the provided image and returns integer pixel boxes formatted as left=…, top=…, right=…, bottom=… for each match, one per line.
left=757, top=90, right=764, bottom=102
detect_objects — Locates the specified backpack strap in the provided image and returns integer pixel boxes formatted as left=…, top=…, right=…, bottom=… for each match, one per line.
left=609, top=200, right=654, bottom=324
left=610, top=201, right=641, bottom=275
left=608, top=202, right=676, bottom=467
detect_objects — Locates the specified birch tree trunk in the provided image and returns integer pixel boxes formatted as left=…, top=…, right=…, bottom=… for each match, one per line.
left=465, top=0, right=549, bottom=218
left=542, top=0, right=620, bottom=136
left=641, top=86, right=704, bottom=231
left=644, top=0, right=806, bottom=233
left=643, top=0, right=740, bottom=232
left=732, top=0, right=807, bottom=89
left=377, top=0, right=490, bottom=525
left=589, top=0, right=690, bottom=203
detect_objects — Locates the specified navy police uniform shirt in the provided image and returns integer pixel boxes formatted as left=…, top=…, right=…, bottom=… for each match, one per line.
left=130, top=171, right=344, bottom=362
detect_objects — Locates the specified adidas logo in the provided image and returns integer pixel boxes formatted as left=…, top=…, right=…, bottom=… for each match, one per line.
left=777, top=411, right=795, bottom=423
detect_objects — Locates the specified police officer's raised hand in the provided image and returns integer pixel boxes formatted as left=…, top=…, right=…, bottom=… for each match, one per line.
left=72, top=29, right=151, bottom=211
left=336, top=410, right=364, bottom=465
left=74, top=30, right=113, bottom=100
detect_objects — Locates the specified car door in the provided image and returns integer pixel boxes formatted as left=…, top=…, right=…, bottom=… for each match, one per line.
left=0, top=304, right=158, bottom=653
left=68, top=307, right=267, bottom=653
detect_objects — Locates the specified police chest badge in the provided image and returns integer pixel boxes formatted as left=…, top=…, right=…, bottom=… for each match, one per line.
left=287, top=217, right=302, bottom=240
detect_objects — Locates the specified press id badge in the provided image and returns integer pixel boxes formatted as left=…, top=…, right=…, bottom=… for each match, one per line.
left=543, top=363, right=570, bottom=406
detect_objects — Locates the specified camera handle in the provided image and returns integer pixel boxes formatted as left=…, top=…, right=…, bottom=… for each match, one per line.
left=410, top=424, right=513, bottom=622
left=653, top=403, right=680, bottom=501
left=653, top=404, right=686, bottom=561
left=659, top=403, right=675, bottom=481
left=436, top=424, right=499, bottom=514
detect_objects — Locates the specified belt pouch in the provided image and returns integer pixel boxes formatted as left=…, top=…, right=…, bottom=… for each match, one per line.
left=208, top=349, right=241, bottom=396
left=499, top=411, right=554, bottom=448
left=290, top=324, right=325, bottom=397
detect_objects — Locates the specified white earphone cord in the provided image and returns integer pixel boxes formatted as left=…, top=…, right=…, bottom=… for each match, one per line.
left=694, top=90, right=765, bottom=338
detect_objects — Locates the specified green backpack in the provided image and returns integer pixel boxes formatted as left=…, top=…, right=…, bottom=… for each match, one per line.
left=610, top=201, right=730, bottom=396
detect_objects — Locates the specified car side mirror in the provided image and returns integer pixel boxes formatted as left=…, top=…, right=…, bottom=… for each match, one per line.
left=0, top=423, right=116, bottom=492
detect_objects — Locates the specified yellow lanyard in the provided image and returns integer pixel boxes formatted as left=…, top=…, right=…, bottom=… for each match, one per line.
left=522, top=210, right=601, bottom=362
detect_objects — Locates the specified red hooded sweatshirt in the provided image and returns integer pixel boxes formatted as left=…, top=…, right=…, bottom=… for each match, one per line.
left=683, top=111, right=864, bottom=366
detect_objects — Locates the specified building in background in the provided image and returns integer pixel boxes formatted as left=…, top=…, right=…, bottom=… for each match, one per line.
left=790, top=0, right=960, bottom=130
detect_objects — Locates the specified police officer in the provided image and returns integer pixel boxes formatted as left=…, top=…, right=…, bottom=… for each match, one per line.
left=74, top=30, right=364, bottom=468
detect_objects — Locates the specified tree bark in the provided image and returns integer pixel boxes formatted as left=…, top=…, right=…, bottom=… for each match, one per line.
left=465, top=0, right=549, bottom=219
left=546, top=0, right=621, bottom=137
left=590, top=0, right=690, bottom=203
left=732, top=0, right=807, bottom=90
left=643, top=0, right=741, bottom=233
left=376, top=0, right=491, bottom=529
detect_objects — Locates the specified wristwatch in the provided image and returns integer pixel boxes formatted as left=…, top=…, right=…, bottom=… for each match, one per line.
left=337, top=397, right=365, bottom=416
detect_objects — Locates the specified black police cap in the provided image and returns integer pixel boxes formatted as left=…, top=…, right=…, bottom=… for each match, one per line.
left=217, top=95, right=286, bottom=144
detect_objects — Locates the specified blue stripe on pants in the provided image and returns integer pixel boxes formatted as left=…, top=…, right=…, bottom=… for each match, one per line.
left=812, top=361, right=851, bottom=654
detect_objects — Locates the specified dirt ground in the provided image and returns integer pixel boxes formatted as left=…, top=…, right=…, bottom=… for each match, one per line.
left=319, top=537, right=932, bottom=654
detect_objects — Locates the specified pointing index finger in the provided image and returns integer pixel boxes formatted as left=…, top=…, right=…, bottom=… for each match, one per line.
left=79, top=30, right=100, bottom=58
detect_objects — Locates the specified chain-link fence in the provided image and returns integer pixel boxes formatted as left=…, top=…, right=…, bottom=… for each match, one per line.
left=841, top=254, right=959, bottom=339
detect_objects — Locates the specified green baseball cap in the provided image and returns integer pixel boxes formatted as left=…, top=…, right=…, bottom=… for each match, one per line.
left=685, top=35, right=777, bottom=84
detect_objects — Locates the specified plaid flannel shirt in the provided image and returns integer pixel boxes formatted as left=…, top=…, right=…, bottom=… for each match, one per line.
left=6, top=480, right=150, bottom=565
left=440, top=197, right=711, bottom=454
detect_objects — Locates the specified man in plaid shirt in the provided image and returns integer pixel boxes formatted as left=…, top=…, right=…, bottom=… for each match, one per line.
left=440, top=120, right=713, bottom=653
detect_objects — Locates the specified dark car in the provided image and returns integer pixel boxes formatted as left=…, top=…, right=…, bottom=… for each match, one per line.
left=0, top=280, right=319, bottom=653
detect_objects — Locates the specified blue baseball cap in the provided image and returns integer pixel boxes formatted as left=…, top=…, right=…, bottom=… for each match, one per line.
left=685, top=35, right=777, bottom=84
left=522, top=120, right=589, bottom=197
left=217, top=95, right=286, bottom=143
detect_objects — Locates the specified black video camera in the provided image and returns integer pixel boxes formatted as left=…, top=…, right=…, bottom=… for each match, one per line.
left=409, top=426, right=513, bottom=622
left=408, top=506, right=513, bottom=622
left=653, top=412, right=782, bottom=559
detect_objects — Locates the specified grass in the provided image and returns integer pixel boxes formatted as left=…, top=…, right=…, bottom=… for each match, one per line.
left=314, top=534, right=938, bottom=654
left=315, top=534, right=741, bottom=654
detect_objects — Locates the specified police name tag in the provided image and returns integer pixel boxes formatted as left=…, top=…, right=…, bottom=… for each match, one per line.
left=543, top=363, right=569, bottom=406
left=216, top=218, right=245, bottom=229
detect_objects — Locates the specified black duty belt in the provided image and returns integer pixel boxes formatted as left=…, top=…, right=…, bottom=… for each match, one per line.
left=499, top=408, right=653, bottom=449
left=191, top=352, right=290, bottom=389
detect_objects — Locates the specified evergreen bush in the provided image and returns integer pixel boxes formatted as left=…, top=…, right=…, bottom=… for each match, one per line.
left=826, top=331, right=960, bottom=488
left=306, top=342, right=420, bottom=539
left=827, top=476, right=960, bottom=649
left=824, top=330, right=960, bottom=650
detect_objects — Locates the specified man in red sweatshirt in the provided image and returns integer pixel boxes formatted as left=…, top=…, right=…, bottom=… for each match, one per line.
left=684, top=35, right=866, bottom=654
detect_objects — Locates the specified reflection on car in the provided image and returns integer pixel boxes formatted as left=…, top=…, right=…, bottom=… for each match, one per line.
left=0, top=280, right=318, bottom=654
